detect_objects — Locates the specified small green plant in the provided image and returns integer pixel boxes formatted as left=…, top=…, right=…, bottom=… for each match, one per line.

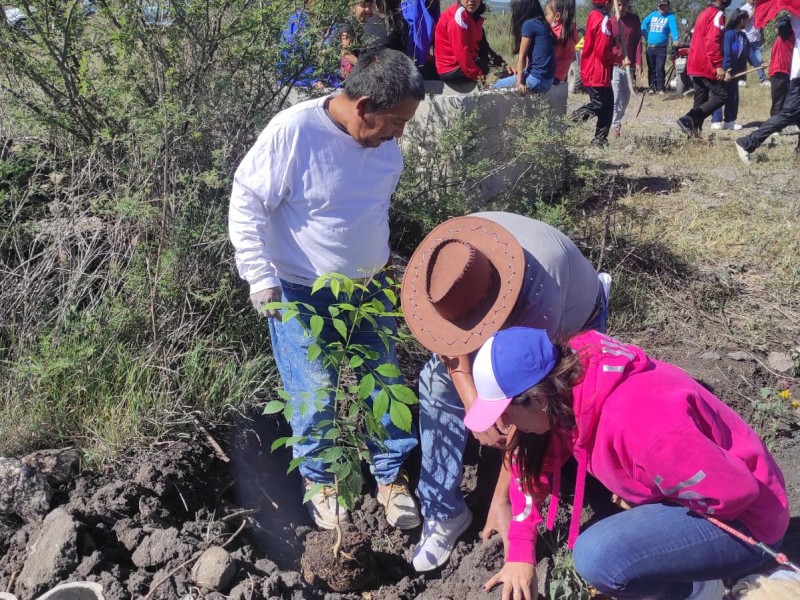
left=789, top=344, right=800, bottom=378
left=754, top=386, right=796, bottom=448
left=549, top=551, right=593, bottom=600
left=262, top=271, right=418, bottom=555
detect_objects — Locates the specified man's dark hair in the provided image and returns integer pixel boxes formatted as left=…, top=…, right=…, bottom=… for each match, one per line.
left=344, top=48, right=425, bottom=110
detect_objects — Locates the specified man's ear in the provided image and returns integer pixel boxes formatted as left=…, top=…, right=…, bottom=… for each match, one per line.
left=355, top=96, right=373, bottom=119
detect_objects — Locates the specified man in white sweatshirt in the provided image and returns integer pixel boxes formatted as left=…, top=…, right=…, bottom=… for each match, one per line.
left=735, top=12, right=800, bottom=162
left=229, top=49, right=424, bottom=530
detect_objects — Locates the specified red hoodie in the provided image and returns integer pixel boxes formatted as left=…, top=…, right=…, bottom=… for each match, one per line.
left=580, top=7, right=615, bottom=87
left=687, top=4, right=725, bottom=79
left=769, top=29, right=795, bottom=76
left=506, top=331, right=789, bottom=564
left=434, top=1, right=487, bottom=80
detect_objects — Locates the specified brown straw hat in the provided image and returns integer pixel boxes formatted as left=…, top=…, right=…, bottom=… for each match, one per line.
left=401, top=216, right=525, bottom=356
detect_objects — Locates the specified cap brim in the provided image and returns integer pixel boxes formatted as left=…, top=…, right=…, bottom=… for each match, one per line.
left=464, top=396, right=512, bottom=433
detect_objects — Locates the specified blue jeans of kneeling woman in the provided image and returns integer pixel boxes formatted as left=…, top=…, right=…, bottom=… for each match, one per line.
left=268, top=274, right=418, bottom=485
left=493, top=72, right=554, bottom=94
left=573, top=503, right=780, bottom=599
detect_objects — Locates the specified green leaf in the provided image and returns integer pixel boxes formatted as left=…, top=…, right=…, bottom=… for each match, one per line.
left=277, top=389, right=291, bottom=401
left=389, top=401, right=413, bottom=432
left=349, top=355, right=365, bottom=369
left=382, top=288, right=397, bottom=305
left=760, top=387, right=773, bottom=399
left=270, top=436, right=289, bottom=451
left=271, top=435, right=305, bottom=451
left=302, top=482, right=326, bottom=503
left=322, top=446, right=344, bottom=462
left=327, top=305, right=340, bottom=318
left=389, top=383, right=418, bottom=405
left=375, top=363, right=401, bottom=378
left=281, top=309, right=299, bottom=323
left=310, top=315, right=324, bottom=338
left=307, top=343, right=322, bottom=362
left=331, top=277, right=341, bottom=299
left=373, top=389, right=389, bottom=419
left=324, top=428, right=339, bottom=440
left=311, top=276, right=327, bottom=295
left=263, top=400, right=285, bottom=415
left=358, top=373, right=376, bottom=400
left=333, top=318, right=348, bottom=340
left=287, top=456, right=304, bottom=473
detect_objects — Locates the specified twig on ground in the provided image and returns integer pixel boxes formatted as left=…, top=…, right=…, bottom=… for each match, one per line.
left=5, top=571, right=18, bottom=593
left=142, top=550, right=203, bottom=600
left=256, top=481, right=280, bottom=510
left=191, top=415, right=230, bottom=463
left=220, top=506, right=262, bottom=523
left=220, top=517, right=248, bottom=549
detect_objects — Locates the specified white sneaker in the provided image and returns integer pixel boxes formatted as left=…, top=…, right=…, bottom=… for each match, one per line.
left=734, top=140, right=751, bottom=164
left=377, top=470, right=421, bottom=530
left=710, top=122, right=723, bottom=130
left=738, top=80, right=748, bottom=87
left=412, top=508, right=472, bottom=572
left=685, top=579, right=725, bottom=600
left=723, top=122, right=742, bottom=130
left=303, top=479, right=350, bottom=530
left=761, top=80, right=771, bottom=87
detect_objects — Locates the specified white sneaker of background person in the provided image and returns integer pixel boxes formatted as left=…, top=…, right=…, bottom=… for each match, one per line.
left=723, top=122, right=742, bottom=130
left=710, top=122, right=723, bottom=130
left=412, top=508, right=473, bottom=572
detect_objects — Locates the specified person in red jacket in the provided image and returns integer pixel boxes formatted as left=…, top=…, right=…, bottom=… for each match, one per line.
left=677, top=0, right=730, bottom=137
left=570, top=0, right=615, bottom=146
left=434, top=0, right=511, bottom=83
left=769, top=15, right=795, bottom=115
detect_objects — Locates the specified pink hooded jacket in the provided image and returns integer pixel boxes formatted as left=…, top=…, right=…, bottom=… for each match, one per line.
left=506, top=331, right=789, bottom=564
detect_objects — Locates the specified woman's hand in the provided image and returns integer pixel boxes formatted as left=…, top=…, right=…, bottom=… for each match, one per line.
left=517, top=81, right=527, bottom=96
left=484, top=562, right=537, bottom=600
left=481, top=496, right=512, bottom=554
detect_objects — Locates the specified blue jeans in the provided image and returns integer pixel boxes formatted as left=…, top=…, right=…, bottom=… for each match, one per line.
left=748, top=41, right=766, bottom=83
left=573, top=503, right=779, bottom=599
left=417, top=278, right=609, bottom=520
left=493, top=73, right=554, bottom=94
left=268, top=275, right=418, bottom=484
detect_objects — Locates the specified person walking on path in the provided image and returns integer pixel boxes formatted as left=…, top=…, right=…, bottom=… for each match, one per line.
left=641, top=0, right=679, bottom=93
left=710, top=10, right=749, bottom=130
left=401, top=213, right=611, bottom=573
left=466, top=327, right=789, bottom=600
left=677, top=0, right=729, bottom=137
left=610, top=0, right=642, bottom=135
left=736, top=12, right=800, bottom=162
left=229, top=49, right=424, bottom=531
left=570, top=0, right=615, bottom=145
left=768, top=14, right=796, bottom=115
left=740, top=0, right=769, bottom=85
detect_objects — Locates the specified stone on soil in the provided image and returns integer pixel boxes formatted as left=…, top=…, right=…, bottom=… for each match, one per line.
left=727, top=351, right=754, bottom=362
left=20, top=448, right=80, bottom=488
left=131, top=527, right=191, bottom=568
left=0, top=458, right=53, bottom=522
left=191, top=546, right=236, bottom=591
left=767, top=351, right=793, bottom=373
left=699, top=351, right=722, bottom=361
left=16, top=508, right=79, bottom=599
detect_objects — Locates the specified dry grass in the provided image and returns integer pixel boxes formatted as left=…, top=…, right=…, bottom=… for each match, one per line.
left=566, top=84, right=800, bottom=355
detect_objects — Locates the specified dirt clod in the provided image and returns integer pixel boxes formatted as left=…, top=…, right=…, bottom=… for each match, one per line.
left=301, top=525, right=377, bottom=592
left=192, top=546, right=237, bottom=590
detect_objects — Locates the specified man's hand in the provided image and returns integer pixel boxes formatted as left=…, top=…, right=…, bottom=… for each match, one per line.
left=250, top=287, right=282, bottom=318
left=484, top=562, right=537, bottom=600
left=716, top=67, right=726, bottom=81
left=622, top=57, right=631, bottom=67
left=482, top=496, right=512, bottom=553
left=724, top=69, right=731, bottom=82
left=517, top=81, right=528, bottom=96
left=473, top=423, right=509, bottom=448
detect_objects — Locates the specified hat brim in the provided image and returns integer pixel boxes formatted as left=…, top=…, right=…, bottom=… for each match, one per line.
left=401, top=216, right=525, bottom=356
left=464, top=396, right=512, bottom=433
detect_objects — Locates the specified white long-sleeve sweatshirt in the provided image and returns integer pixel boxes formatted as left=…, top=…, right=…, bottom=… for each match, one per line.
left=229, top=95, right=403, bottom=293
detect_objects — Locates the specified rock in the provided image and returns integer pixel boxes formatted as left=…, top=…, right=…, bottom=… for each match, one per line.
left=73, top=550, right=103, bottom=579
left=228, top=580, right=261, bottom=600
left=767, top=351, right=793, bottom=373
left=0, top=458, right=53, bottom=522
left=191, top=547, right=237, bottom=591
left=727, top=351, right=754, bottom=362
left=111, top=518, right=145, bottom=553
left=699, top=351, right=722, bottom=361
left=623, top=143, right=636, bottom=153
left=16, top=508, right=79, bottom=598
left=131, top=528, right=191, bottom=568
left=254, top=558, right=278, bottom=577
left=20, top=448, right=80, bottom=488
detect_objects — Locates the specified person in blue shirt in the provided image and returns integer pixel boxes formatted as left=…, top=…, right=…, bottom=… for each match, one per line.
left=711, top=10, right=749, bottom=130
left=493, top=0, right=556, bottom=94
left=278, top=7, right=340, bottom=89
left=641, top=0, right=679, bottom=93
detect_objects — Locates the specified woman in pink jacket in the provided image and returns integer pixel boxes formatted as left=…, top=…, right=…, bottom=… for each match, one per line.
left=465, top=327, right=789, bottom=600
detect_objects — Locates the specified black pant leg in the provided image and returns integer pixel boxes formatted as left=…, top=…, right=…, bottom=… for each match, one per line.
left=771, top=73, right=790, bottom=116
left=740, top=78, right=800, bottom=152
left=646, top=47, right=656, bottom=90
left=594, top=87, right=614, bottom=141
left=654, top=47, right=667, bottom=91
left=688, top=77, right=726, bottom=129
left=687, top=77, right=710, bottom=128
